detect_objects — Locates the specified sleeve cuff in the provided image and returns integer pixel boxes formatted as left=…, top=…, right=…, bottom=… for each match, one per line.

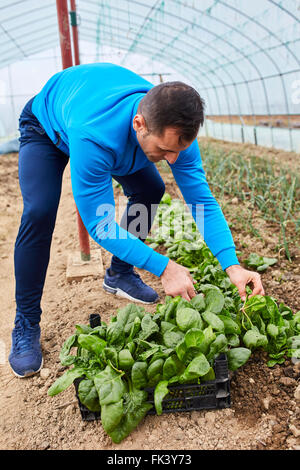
left=142, top=249, right=169, bottom=277
left=215, top=247, right=240, bottom=271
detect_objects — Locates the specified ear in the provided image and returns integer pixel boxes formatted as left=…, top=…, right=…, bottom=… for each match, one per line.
left=133, top=114, right=147, bottom=134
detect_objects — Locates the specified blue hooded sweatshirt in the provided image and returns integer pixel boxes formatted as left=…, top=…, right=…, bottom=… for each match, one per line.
left=32, top=62, right=239, bottom=277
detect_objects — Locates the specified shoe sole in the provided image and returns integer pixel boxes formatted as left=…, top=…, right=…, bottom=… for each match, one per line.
left=10, top=357, right=44, bottom=379
left=102, top=281, right=158, bottom=305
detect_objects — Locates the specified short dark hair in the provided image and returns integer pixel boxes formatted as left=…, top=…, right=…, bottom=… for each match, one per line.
left=137, top=81, right=205, bottom=142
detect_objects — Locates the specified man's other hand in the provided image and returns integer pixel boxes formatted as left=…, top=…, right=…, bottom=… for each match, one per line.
left=225, top=264, right=265, bottom=301
left=160, top=259, right=196, bottom=301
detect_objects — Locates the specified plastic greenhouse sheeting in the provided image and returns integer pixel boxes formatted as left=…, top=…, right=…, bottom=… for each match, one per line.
left=0, top=0, right=299, bottom=151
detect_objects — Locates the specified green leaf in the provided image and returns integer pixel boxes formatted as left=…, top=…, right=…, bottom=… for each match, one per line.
left=154, top=380, right=169, bottom=415
left=147, top=359, right=164, bottom=381
left=75, top=324, right=93, bottom=334
left=118, top=349, right=134, bottom=370
left=103, top=347, right=118, bottom=368
left=127, top=316, right=141, bottom=342
left=262, top=257, right=277, bottom=267
left=202, top=311, right=225, bottom=332
left=48, top=366, right=86, bottom=396
left=257, top=263, right=269, bottom=272
left=184, top=328, right=205, bottom=349
left=175, top=338, right=188, bottom=362
left=78, top=334, right=107, bottom=356
left=207, top=334, right=228, bottom=362
left=204, top=288, right=225, bottom=313
left=176, top=308, right=202, bottom=332
left=108, top=390, right=152, bottom=444
left=78, top=378, right=100, bottom=412
left=163, top=330, right=185, bottom=349
left=93, top=365, right=125, bottom=406
left=227, top=334, right=240, bottom=347
left=243, top=328, right=268, bottom=350
left=190, top=294, right=206, bottom=312
left=244, top=295, right=267, bottom=313
left=218, top=315, right=241, bottom=335
left=160, top=321, right=177, bottom=334
left=267, top=359, right=279, bottom=367
left=106, top=322, right=125, bottom=347
left=226, top=347, right=251, bottom=371
left=164, top=302, right=178, bottom=322
left=90, top=325, right=107, bottom=339
left=161, top=193, right=172, bottom=205
left=287, top=335, right=300, bottom=349
left=117, top=303, right=144, bottom=329
left=101, top=400, right=124, bottom=434
left=286, top=349, right=300, bottom=359
left=267, top=324, right=279, bottom=338
left=201, top=367, right=216, bottom=382
left=131, top=362, right=148, bottom=390
left=137, top=344, right=160, bottom=362
left=178, top=353, right=211, bottom=383
left=198, top=325, right=216, bottom=355
left=59, top=334, right=78, bottom=366
left=163, top=355, right=184, bottom=380
left=138, top=314, right=160, bottom=341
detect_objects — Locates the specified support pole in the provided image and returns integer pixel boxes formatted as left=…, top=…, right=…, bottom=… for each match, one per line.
left=56, top=0, right=91, bottom=262
left=69, top=0, right=80, bottom=66
left=56, top=0, right=73, bottom=69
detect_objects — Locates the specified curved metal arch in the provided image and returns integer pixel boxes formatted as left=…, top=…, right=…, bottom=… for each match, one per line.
left=219, top=0, right=300, bottom=65
left=0, top=2, right=58, bottom=61
left=0, top=33, right=59, bottom=65
left=0, top=1, right=54, bottom=24
left=182, top=0, right=300, bottom=70
left=80, top=5, right=256, bottom=121
left=80, top=28, right=226, bottom=138
left=117, top=0, right=298, bottom=141
left=80, top=28, right=214, bottom=90
left=88, top=0, right=274, bottom=139
left=82, top=5, right=257, bottom=135
left=82, top=18, right=240, bottom=124
left=80, top=5, right=249, bottom=89
left=165, top=0, right=296, bottom=144
left=115, top=0, right=283, bottom=82
left=122, top=0, right=163, bottom=60
left=80, top=26, right=240, bottom=141
left=267, top=0, right=300, bottom=34
left=216, top=0, right=299, bottom=146
left=0, top=22, right=59, bottom=56
left=84, top=0, right=269, bottom=86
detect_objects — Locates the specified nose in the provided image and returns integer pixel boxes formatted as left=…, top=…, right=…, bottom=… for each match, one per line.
left=164, top=153, right=179, bottom=164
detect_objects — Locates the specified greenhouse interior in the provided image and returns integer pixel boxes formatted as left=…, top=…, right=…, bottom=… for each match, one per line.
left=0, top=0, right=299, bottom=152
left=0, top=0, right=300, bottom=453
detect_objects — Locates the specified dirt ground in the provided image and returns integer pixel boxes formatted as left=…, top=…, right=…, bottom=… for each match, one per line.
left=0, top=139, right=299, bottom=451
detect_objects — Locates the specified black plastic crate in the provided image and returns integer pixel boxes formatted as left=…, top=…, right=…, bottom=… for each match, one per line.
left=145, top=353, right=230, bottom=414
left=74, top=314, right=231, bottom=421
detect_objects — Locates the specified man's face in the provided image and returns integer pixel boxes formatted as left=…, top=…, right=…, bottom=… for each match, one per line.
left=133, top=114, right=192, bottom=164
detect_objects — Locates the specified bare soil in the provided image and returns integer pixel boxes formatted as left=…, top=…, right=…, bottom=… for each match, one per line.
left=0, top=140, right=299, bottom=451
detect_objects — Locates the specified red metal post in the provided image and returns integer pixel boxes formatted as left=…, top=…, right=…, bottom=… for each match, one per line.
left=69, top=0, right=80, bottom=66
left=56, top=0, right=73, bottom=69
left=56, top=0, right=91, bottom=261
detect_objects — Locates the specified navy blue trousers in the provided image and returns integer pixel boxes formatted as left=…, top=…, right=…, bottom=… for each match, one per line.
left=15, top=98, right=165, bottom=323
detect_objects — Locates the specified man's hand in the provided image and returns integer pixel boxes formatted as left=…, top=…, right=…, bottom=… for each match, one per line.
left=161, top=259, right=196, bottom=301
left=225, top=264, right=265, bottom=301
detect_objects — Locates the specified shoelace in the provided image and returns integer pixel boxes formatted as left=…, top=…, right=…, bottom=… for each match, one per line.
left=14, top=317, right=40, bottom=354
